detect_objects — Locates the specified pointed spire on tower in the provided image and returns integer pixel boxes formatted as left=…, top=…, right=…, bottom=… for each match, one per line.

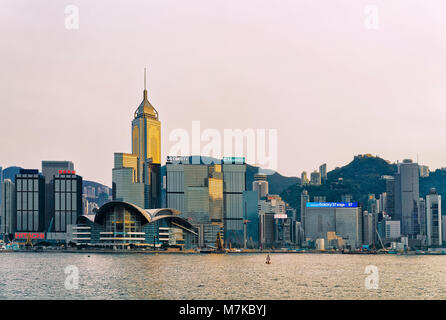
left=134, top=67, right=158, bottom=120
left=143, top=67, right=147, bottom=99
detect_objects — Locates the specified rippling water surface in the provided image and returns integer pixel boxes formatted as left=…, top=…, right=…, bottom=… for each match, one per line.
left=0, top=252, right=445, bottom=299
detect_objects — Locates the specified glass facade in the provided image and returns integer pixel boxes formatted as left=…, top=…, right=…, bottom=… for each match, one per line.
left=72, top=202, right=197, bottom=249
left=166, top=162, right=234, bottom=247
left=112, top=84, right=161, bottom=209
left=15, top=171, right=45, bottom=232
left=54, top=173, right=82, bottom=232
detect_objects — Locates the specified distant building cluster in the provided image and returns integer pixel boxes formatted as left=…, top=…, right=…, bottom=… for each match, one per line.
left=301, top=163, right=327, bottom=187
left=1, top=77, right=443, bottom=253
left=300, top=158, right=444, bottom=251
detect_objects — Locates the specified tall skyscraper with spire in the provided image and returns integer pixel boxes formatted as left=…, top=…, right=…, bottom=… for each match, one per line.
left=112, top=70, right=161, bottom=209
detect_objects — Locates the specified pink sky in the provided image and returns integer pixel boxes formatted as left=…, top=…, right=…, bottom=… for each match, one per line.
left=1, top=0, right=446, bottom=186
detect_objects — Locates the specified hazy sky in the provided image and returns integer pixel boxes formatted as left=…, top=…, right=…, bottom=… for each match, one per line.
left=1, top=0, right=446, bottom=186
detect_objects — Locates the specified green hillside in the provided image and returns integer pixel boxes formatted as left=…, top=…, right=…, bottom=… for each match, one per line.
left=280, top=155, right=398, bottom=219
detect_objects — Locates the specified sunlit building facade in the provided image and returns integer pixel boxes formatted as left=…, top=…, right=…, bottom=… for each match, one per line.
left=166, top=161, right=226, bottom=247
left=112, top=72, right=161, bottom=209
left=71, top=201, right=197, bottom=249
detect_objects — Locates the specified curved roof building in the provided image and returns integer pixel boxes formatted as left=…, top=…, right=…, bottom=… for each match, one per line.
left=71, top=201, right=197, bottom=249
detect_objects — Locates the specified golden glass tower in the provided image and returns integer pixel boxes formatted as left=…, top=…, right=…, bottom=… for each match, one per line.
left=113, top=70, right=162, bottom=209
left=132, top=69, right=161, bottom=180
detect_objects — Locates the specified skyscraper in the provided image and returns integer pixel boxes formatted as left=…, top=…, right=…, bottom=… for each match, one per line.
left=1, top=179, right=15, bottom=237
left=166, top=161, right=225, bottom=247
left=394, top=159, right=420, bottom=238
left=53, top=171, right=83, bottom=233
left=15, top=169, right=45, bottom=232
left=426, top=188, right=441, bottom=246
left=113, top=70, right=161, bottom=209
left=42, top=161, right=74, bottom=184
left=385, top=177, right=395, bottom=218
left=41, top=161, right=75, bottom=231
left=300, top=190, right=309, bottom=230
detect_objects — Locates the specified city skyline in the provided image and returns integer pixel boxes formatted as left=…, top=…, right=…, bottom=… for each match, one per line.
left=1, top=0, right=446, bottom=187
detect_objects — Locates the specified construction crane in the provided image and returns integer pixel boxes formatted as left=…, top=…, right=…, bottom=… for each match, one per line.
left=375, top=227, right=386, bottom=251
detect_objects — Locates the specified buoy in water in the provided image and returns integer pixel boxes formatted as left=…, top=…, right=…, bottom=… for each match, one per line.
left=266, top=254, right=271, bottom=264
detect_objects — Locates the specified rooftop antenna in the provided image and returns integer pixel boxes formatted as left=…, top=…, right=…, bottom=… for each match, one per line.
left=143, top=68, right=148, bottom=100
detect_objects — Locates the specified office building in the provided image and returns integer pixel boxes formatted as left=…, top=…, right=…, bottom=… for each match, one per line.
left=222, top=163, right=246, bottom=246
left=42, top=161, right=74, bottom=184
left=418, top=198, right=427, bottom=245
left=166, top=159, right=245, bottom=247
left=53, top=171, right=83, bottom=233
left=385, top=220, right=401, bottom=240
left=112, top=72, right=161, bottom=209
left=319, top=163, right=327, bottom=181
left=426, top=188, right=442, bottom=246
left=41, top=161, right=75, bottom=231
left=253, top=173, right=268, bottom=199
left=385, top=177, right=395, bottom=218
left=243, top=190, right=260, bottom=248
left=258, top=195, right=294, bottom=248
left=300, top=190, right=309, bottom=229
left=304, top=202, right=362, bottom=249
left=15, top=169, right=45, bottom=232
left=1, top=179, right=15, bottom=237
left=363, top=210, right=377, bottom=246
left=394, top=159, right=420, bottom=238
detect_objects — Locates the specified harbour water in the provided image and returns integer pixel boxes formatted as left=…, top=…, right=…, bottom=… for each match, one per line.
left=0, top=252, right=445, bottom=299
